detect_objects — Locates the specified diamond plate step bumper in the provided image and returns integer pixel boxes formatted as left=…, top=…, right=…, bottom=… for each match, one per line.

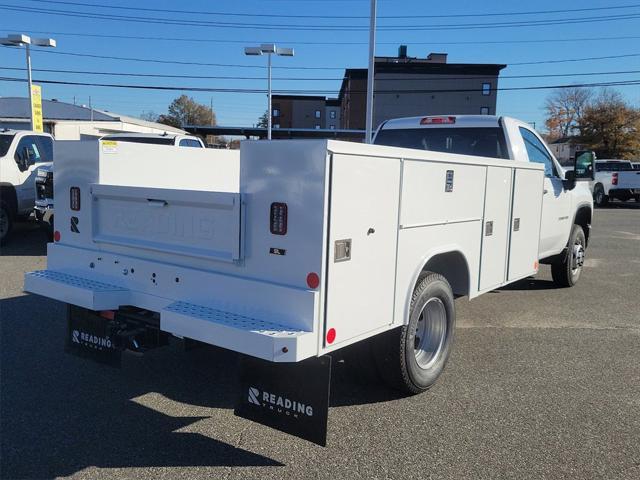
left=24, top=270, right=130, bottom=310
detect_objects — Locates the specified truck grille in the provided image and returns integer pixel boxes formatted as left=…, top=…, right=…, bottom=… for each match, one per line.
left=36, top=172, right=53, bottom=200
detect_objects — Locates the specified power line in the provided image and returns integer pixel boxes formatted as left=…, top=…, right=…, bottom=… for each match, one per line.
left=2, top=66, right=640, bottom=82
left=3, top=45, right=639, bottom=71
left=1, top=75, right=638, bottom=95
left=3, top=29, right=639, bottom=47
left=1, top=4, right=640, bottom=31
left=21, top=0, right=640, bottom=19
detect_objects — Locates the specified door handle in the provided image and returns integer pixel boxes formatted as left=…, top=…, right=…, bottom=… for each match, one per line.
left=147, top=199, right=168, bottom=207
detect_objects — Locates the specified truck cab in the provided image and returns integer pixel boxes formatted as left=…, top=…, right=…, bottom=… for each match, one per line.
left=374, top=115, right=593, bottom=272
left=0, top=129, right=54, bottom=244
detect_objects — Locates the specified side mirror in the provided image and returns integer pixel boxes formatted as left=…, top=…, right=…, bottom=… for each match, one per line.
left=574, top=150, right=596, bottom=181
left=15, top=147, right=30, bottom=172
left=563, top=169, right=576, bottom=190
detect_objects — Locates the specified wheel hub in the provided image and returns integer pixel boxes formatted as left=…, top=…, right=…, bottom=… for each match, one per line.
left=571, top=242, right=585, bottom=274
left=413, top=298, right=447, bottom=369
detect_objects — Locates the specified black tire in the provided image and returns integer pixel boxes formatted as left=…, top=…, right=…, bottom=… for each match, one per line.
left=634, top=195, right=640, bottom=203
left=551, top=224, right=586, bottom=288
left=593, top=184, right=608, bottom=207
left=373, top=272, right=455, bottom=394
left=0, top=201, right=13, bottom=246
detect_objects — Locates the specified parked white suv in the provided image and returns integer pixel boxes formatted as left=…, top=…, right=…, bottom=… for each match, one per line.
left=590, top=159, right=640, bottom=206
left=0, top=129, right=54, bottom=244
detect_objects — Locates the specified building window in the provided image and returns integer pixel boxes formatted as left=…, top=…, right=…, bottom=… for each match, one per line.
left=480, top=107, right=489, bottom=115
left=272, top=108, right=280, bottom=117
left=315, top=110, right=321, bottom=119
left=329, top=125, right=335, bottom=130
left=482, top=83, right=491, bottom=96
left=330, top=111, right=336, bottom=119
left=315, top=124, right=321, bottom=129
left=273, top=124, right=280, bottom=129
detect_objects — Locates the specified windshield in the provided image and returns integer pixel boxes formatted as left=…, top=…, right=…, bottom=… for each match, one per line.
left=103, top=136, right=174, bottom=145
left=0, top=134, right=16, bottom=157
left=374, top=127, right=509, bottom=160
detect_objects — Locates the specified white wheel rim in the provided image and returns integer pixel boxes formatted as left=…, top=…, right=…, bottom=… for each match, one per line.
left=413, top=298, right=447, bottom=369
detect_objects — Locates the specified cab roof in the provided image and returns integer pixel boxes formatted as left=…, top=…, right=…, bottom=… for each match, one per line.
left=378, top=115, right=503, bottom=130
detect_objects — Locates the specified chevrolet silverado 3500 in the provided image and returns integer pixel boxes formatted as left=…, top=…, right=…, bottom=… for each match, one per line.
left=24, top=116, right=594, bottom=445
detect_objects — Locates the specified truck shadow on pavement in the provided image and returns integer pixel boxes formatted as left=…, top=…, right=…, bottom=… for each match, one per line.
left=0, top=294, right=400, bottom=478
left=0, top=222, right=48, bottom=257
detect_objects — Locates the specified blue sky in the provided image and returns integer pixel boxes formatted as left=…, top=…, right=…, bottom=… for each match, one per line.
left=1, top=0, right=639, bottom=131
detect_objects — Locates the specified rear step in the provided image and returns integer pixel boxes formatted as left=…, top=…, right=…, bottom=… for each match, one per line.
left=162, top=301, right=315, bottom=362
left=25, top=270, right=129, bottom=310
left=25, top=270, right=316, bottom=363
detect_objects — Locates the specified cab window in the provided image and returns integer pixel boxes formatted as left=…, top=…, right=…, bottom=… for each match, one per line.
left=14, top=135, right=43, bottom=171
left=179, top=139, right=202, bottom=148
left=519, top=127, right=557, bottom=177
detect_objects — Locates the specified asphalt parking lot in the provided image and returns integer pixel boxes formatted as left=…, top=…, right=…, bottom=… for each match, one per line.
left=1, top=204, right=639, bottom=480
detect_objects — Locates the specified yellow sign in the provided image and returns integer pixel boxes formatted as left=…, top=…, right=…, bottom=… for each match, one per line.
left=31, top=84, right=43, bottom=133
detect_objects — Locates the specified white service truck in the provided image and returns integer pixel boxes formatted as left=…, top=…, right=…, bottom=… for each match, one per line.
left=0, top=129, right=54, bottom=244
left=24, top=116, right=594, bottom=446
left=590, top=159, right=640, bottom=206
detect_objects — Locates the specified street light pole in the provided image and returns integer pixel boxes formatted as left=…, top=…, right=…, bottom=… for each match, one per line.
left=365, top=0, right=377, bottom=144
left=244, top=44, right=294, bottom=140
left=1, top=33, right=56, bottom=130
left=267, top=52, right=273, bottom=140
left=25, top=42, right=34, bottom=130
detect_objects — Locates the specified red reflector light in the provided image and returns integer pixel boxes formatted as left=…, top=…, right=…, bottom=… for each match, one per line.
left=420, top=116, right=456, bottom=125
left=326, top=328, right=336, bottom=344
left=99, top=310, right=115, bottom=320
left=306, top=272, right=320, bottom=289
left=53, top=230, right=61, bottom=242
left=612, top=172, right=618, bottom=185
left=70, top=186, right=81, bottom=211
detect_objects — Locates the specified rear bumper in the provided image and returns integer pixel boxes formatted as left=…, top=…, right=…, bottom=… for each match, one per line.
left=24, top=244, right=319, bottom=363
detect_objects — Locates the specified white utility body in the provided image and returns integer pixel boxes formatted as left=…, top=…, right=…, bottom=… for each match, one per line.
left=24, top=117, right=594, bottom=445
left=26, top=137, right=544, bottom=357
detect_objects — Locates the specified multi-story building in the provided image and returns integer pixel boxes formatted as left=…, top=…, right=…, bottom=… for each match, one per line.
left=339, top=49, right=506, bottom=130
left=271, top=95, right=327, bottom=130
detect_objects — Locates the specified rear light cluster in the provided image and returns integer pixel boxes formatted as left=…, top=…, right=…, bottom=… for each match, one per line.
left=420, top=116, right=456, bottom=125
left=612, top=172, right=618, bottom=185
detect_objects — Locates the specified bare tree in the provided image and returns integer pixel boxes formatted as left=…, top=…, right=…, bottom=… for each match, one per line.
left=544, top=87, right=592, bottom=139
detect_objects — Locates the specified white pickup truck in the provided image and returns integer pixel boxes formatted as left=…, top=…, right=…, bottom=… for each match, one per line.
left=24, top=116, right=594, bottom=446
left=590, top=159, right=640, bottom=206
left=0, top=129, right=54, bottom=244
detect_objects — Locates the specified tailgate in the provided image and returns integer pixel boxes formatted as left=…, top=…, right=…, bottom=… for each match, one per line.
left=92, top=184, right=243, bottom=262
left=617, top=171, right=640, bottom=189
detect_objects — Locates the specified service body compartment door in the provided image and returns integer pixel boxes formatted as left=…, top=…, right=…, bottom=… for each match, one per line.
left=92, top=184, right=243, bottom=262
left=324, top=154, right=401, bottom=347
left=508, top=168, right=544, bottom=281
left=479, top=166, right=512, bottom=291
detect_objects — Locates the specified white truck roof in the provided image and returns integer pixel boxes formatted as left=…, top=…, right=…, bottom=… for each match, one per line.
left=378, top=115, right=503, bottom=130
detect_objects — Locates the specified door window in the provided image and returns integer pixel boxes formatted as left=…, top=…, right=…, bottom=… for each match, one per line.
left=35, top=135, right=53, bottom=162
left=519, top=127, right=557, bottom=177
left=13, top=136, right=42, bottom=171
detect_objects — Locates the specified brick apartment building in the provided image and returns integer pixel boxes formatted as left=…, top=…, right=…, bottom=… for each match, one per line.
left=340, top=50, right=506, bottom=130
left=270, top=48, right=506, bottom=132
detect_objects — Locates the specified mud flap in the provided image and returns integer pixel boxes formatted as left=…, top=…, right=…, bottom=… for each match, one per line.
left=65, top=305, right=121, bottom=367
left=234, top=355, right=331, bottom=446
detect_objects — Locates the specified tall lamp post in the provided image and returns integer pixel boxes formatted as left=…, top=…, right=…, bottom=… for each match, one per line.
left=244, top=44, right=294, bottom=140
left=1, top=33, right=56, bottom=130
